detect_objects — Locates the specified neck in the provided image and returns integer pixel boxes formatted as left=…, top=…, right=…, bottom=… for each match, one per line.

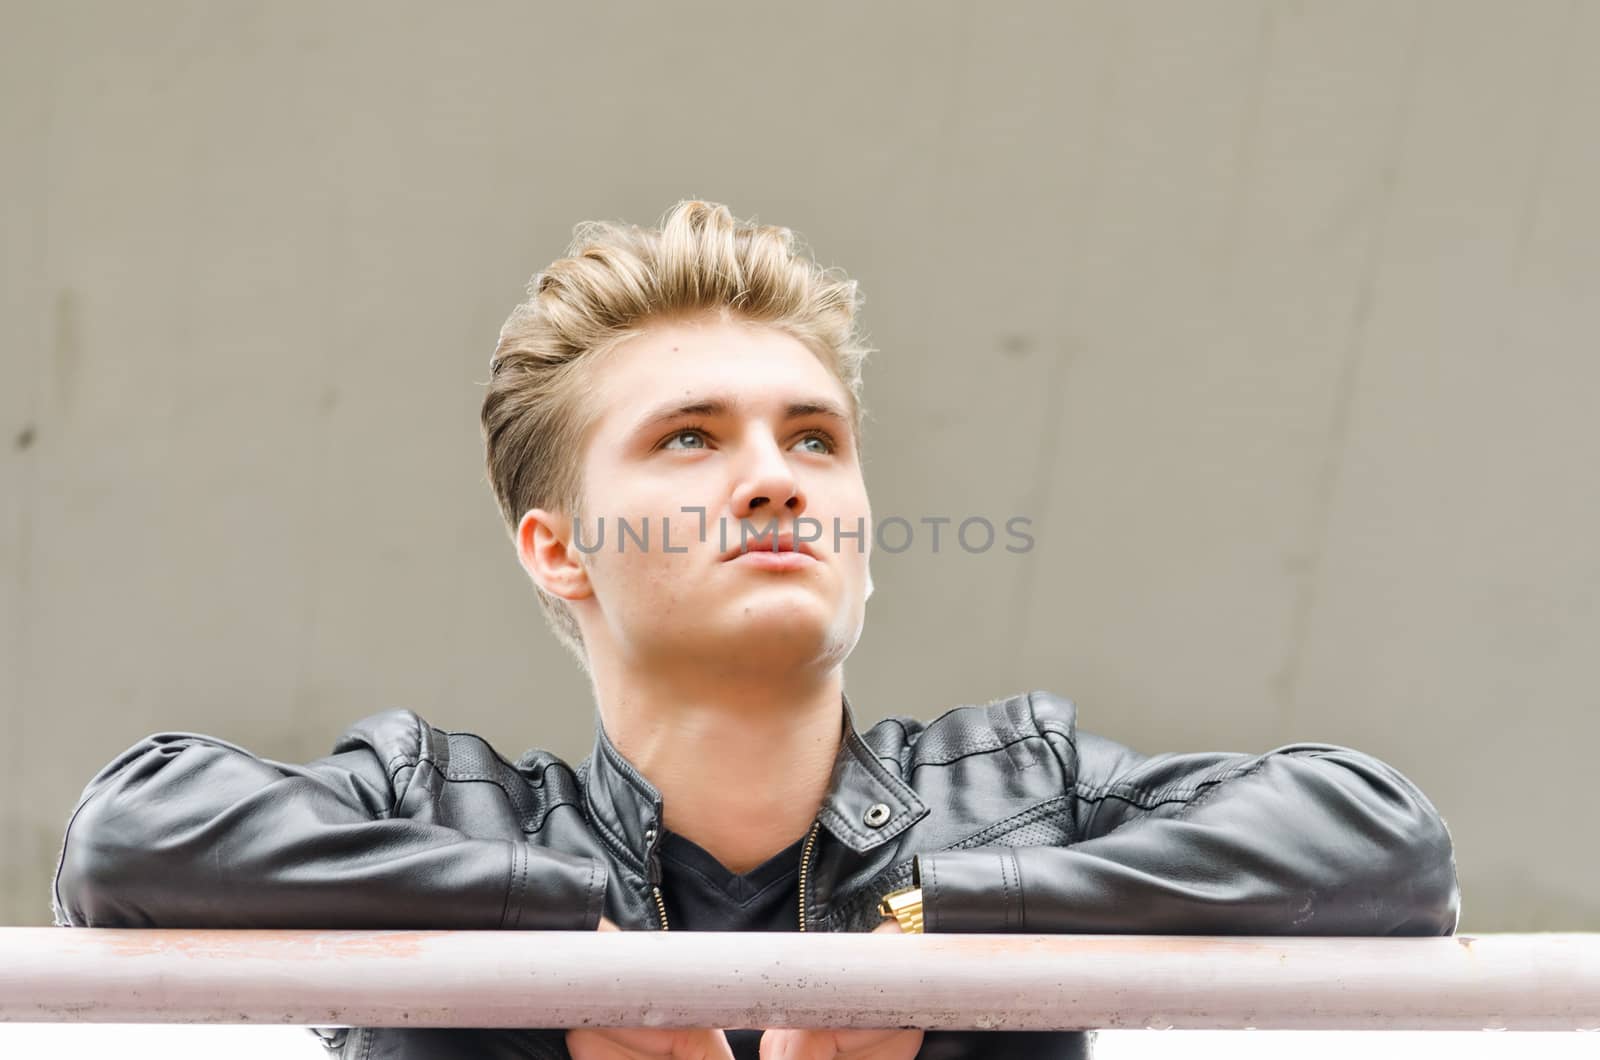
left=590, top=661, right=845, bottom=875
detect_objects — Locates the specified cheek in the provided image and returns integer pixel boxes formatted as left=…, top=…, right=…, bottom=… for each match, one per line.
left=581, top=469, right=675, bottom=523
left=603, top=543, right=698, bottom=603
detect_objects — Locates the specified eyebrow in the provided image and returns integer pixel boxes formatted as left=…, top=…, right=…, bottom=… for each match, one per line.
left=628, top=393, right=853, bottom=441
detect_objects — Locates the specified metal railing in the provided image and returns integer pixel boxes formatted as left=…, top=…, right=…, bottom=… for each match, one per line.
left=3, top=929, right=1597, bottom=1032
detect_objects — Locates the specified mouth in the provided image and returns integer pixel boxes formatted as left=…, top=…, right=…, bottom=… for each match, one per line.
left=720, top=531, right=821, bottom=563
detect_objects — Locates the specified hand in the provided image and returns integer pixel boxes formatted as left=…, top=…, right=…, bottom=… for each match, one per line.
left=567, top=1027, right=736, bottom=1060
left=570, top=917, right=736, bottom=1059
left=758, top=918, right=924, bottom=1060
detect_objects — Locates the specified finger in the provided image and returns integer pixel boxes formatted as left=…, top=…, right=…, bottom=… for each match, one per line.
left=675, top=1027, right=737, bottom=1060
left=830, top=1028, right=921, bottom=1053
left=835, top=1029, right=925, bottom=1060
left=759, top=1028, right=825, bottom=1060
left=567, top=1026, right=685, bottom=1058
left=568, top=1026, right=673, bottom=1059
left=765, top=1027, right=925, bottom=1060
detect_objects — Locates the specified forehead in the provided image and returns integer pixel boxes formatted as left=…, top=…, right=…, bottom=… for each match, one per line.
left=587, top=318, right=853, bottom=441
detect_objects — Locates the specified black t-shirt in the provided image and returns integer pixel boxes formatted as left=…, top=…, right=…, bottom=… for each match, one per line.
left=656, top=828, right=808, bottom=933
left=653, top=830, right=1086, bottom=1060
left=655, top=829, right=807, bottom=1059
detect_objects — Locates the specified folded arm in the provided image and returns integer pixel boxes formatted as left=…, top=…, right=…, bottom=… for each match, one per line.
left=52, top=713, right=607, bottom=931
left=915, top=709, right=1461, bottom=937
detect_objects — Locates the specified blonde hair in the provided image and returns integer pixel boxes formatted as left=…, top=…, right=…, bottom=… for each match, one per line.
left=480, top=200, right=874, bottom=670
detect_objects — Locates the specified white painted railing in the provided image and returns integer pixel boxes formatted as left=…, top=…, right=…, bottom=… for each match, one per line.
left=3, top=929, right=1597, bottom=1033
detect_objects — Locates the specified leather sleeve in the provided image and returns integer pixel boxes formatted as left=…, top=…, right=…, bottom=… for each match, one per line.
left=51, top=713, right=608, bottom=932
left=914, top=699, right=1461, bottom=938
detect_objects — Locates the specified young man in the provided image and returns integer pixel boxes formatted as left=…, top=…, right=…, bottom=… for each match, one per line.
left=52, top=201, right=1461, bottom=1060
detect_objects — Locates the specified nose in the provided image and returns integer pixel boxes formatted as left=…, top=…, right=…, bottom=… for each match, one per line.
left=730, top=431, right=807, bottom=523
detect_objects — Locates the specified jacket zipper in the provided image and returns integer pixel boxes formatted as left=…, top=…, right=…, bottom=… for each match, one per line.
left=645, top=819, right=823, bottom=932
left=796, top=819, right=821, bottom=932
left=645, top=827, right=670, bottom=931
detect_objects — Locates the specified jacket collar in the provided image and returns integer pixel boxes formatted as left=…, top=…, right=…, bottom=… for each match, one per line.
left=583, top=691, right=928, bottom=871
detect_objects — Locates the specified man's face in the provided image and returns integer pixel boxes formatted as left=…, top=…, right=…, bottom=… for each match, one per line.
left=546, top=315, right=873, bottom=675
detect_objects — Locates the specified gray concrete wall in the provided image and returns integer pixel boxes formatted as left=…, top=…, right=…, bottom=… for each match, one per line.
left=4, top=0, right=1595, bottom=930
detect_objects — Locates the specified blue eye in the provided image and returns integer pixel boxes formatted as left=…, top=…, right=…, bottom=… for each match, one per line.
left=662, top=428, right=709, bottom=450
left=657, top=425, right=838, bottom=454
left=796, top=433, right=835, bottom=455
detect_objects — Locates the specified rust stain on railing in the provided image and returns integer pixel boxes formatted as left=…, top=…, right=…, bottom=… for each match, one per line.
left=94, top=929, right=440, bottom=961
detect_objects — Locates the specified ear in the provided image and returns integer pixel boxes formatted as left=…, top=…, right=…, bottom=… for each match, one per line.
left=515, top=508, right=594, bottom=602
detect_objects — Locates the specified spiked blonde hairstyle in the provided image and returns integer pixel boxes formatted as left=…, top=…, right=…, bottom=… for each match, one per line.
left=481, top=200, right=874, bottom=671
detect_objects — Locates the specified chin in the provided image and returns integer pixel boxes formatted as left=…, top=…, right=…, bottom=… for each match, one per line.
left=734, top=602, right=832, bottom=638
left=709, top=595, right=838, bottom=643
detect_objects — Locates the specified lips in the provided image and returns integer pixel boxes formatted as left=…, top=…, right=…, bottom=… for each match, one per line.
left=720, top=530, right=820, bottom=562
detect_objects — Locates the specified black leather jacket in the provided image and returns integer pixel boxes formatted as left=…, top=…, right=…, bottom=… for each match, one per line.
left=52, top=689, right=1461, bottom=1059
